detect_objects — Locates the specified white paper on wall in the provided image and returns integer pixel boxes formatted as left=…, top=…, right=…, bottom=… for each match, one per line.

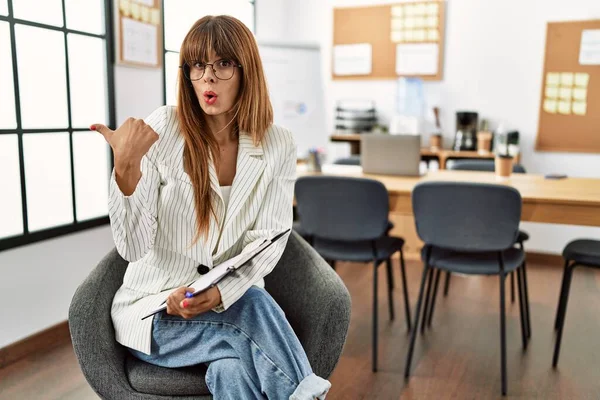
left=333, top=43, right=372, bottom=76
left=396, top=43, right=438, bottom=75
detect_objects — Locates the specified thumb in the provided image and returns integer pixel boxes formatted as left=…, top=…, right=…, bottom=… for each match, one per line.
left=90, top=124, right=113, bottom=141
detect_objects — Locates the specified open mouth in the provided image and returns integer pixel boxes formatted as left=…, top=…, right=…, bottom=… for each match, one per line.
left=203, top=91, right=218, bottom=105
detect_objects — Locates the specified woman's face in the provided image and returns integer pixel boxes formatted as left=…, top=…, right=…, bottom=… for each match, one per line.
left=191, top=50, right=241, bottom=117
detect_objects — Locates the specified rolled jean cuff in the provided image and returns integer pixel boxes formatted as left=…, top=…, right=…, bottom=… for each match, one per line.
left=289, top=373, right=331, bottom=400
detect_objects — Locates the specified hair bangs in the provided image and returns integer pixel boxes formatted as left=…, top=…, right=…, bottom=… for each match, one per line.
left=181, top=16, right=239, bottom=64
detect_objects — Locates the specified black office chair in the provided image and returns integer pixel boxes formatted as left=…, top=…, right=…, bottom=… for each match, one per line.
left=295, top=176, right=411, bottom=372
left=553, top=239, right=600, bottom=367
left=405, top=181, right=530, bottom=396
left=444, top=159, right=530, bottom=312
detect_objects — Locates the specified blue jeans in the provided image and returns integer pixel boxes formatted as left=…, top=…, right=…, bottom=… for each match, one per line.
left=129, top=286, right=331, bottom=399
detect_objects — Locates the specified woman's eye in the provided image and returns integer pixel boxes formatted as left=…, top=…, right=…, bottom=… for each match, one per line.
left=219, top=60, right=232, bottom=67
left=193, top=62, right=204, bottom=69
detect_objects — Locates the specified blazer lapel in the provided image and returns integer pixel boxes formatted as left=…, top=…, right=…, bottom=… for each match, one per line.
left=212, top=133, right=265, bottom=258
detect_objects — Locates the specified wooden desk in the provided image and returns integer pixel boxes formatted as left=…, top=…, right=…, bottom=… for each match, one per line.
left=330, top=134, right=518, bottom=168
left=297, top=167, right=600, bottom=257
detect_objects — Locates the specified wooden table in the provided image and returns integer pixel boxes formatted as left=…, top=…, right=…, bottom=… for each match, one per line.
left=330, top=134, right=519, bottom=169
left=297, top=166, right=600, bottom=257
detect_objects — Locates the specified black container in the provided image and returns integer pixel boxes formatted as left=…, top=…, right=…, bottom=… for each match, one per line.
left=453, top=111, right=478, bottom=151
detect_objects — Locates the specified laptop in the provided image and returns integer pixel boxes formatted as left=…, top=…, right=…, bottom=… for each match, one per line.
left=361, top=134, right=422, bottom=176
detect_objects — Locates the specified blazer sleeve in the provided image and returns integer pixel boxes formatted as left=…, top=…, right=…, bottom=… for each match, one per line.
left=107, top=106, right=167, bottom=262
left=215, top=131, right=297, bottom=311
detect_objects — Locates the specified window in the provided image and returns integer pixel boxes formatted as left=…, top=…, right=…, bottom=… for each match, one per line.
left=163, top=0, right=255, bottom=105
left=0, top=0, right=115, bottom=251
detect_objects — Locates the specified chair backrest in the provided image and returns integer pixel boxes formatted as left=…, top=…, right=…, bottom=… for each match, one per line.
left=450, top=159, right=526, bottom=173
left=412, top=181, right=522, bottom=252
left=295, top=176, right=389, bottom=241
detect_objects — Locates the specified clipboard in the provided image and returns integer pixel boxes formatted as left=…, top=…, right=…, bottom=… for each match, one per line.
left=141, top=229, right=290, bottom=320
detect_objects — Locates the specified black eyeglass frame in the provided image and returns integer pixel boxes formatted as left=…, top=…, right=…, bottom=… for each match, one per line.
left=179, top=59, right=243, bottom=81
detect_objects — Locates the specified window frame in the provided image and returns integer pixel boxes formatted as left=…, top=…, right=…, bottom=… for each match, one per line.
left=0, top=0, right=116, bottom=252
left=161, top=0, right=256, bottom=105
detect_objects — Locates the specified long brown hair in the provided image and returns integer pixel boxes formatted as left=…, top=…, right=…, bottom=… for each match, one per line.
left=177, top=16, right=273, bottom=245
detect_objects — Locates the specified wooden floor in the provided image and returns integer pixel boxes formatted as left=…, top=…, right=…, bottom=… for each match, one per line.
left=1, top=259, right=600, bottom=400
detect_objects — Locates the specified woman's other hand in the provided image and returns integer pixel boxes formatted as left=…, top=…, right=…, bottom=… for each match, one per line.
left=165, top=286, right=222, bottom=319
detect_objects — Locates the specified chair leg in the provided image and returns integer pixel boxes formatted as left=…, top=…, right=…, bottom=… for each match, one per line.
left=443, top=271, right=451, bottom=297
left=499, top=272, right=507, bottom=396
left=372, top=261, right=379, bottom=372
left=554, top=260, right=570, bottom=331
left=405, top=262, right=431, bottom=378
left=553, top=264, right=575, bottom=368
left=516, top=267, right=528, bottom=350
left=427, top=269, right=441, bottom=327
left=386, top=258, right=395, bottom=322
left=399, top=250, right=412, bottom=331
left=510, top=271, right=515, bottom=303
left=522, top=261, right=531, bottom=339
left=386, top=258, right=395, bottom=290
left=420, top=267, right=435, bottom=334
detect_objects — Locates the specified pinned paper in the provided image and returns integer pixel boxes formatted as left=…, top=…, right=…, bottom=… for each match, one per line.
left=414, top=16, right=425, bottom=28
left=120, top=0, right=131, bottom=16
left=559, top=87, right=572, bottom=101
left=427, top=29, right=439, bottom=41
left=572, top=101, right=587, bottom=115
left=426, top=16, right=438, bottom=28
left=391, top=5, right=403, bottom=17
left=140, top=5, right=150, bottom=22
left=130, top=2, right=141, bottom=19
left=572, top=88, right=587, bottom=101
left=558, top=100, right=571, bottom=115
left=405, top=17, right=416, bottom=29
left=404, top=30, right=415, bottom=42
left=405, top=4, right=416, bottom=16
left=333, top=43, right=372, bottom=76
left=579, top=29, right=600, bottom=65
left=574, top=73, right=590, bottom=87
left=560, top=72, right=574, bottom=86
left=545, top=87, right=558, bottom=99
left=414, top=29, right=426, bottom=42
left=150, top=8, right=160, bottom=25
left=544, top=99, right=558, bottom=114
left=546, top=72, right=560, bottom=86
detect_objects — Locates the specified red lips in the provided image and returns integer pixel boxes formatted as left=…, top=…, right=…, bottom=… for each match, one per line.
left=203, top=91, right=218, bottom=105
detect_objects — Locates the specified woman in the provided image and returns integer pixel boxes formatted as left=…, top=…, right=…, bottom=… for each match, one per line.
left=92, top=15, right=331, bottom=400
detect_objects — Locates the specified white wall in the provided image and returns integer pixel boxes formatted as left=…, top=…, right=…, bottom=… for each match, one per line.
left=0, top=0, right=288, bottom=349
left=284, top=0, right=600, bottom=254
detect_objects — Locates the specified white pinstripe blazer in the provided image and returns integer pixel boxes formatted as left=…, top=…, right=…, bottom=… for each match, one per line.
left=108, top=106, right=296, bottom=355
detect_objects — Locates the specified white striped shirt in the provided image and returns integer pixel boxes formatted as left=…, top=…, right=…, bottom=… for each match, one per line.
left=109, top=105, right=296, bottom=354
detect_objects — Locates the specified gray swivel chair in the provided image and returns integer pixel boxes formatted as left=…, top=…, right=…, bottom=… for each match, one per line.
left=405, top=182, right=530, bottom=396
left=444, top=159, right=530, bottom=314
left=295, top=176, right=411, bottom=372
left=553, top=239, right=600, bottom=367
left=68, top=232, right=351, bottom=399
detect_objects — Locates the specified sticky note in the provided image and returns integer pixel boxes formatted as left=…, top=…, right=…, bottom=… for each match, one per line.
left=391, top=31, right=404, bottom=42
left=545, top=87, right=558, bottom=99
left=572, top=88, right=587, bottom=101
left=405, top=17, right=416, bottom=29
left=391, top=5, right=403, bottom=17
left=405, top=4, right=415, bottom=16
left=120, top=0, right=131, bottom=16
left=415, top=3, right=426, bottom=15
left=140, top=5, right=150, bottom=22
left=559, top=87, right=572, bottom=100
left=130, top=2, right=140, bottom=19
left=404, top=29, right=415, bottom=42
left=414, top=16, right=425, bottom=28
left=427, top=29, right=439, bottom=41
left=560, top=72, right=574, bottom=86
left=572, top=101, right=587, bottom=116
left=391, top=18, right=404, bottom=30
left=544, top=99, right=557, bottom=114
left=414, top=29, right=426, bottom=42
left=558, top=100, right=571, bottom=115
left=574, top=73, right=590, bottom=88
left=427, top=3, right=439, bottom=15
left=546, top=72, right=560, bottom=86
left=150, top=8, right=160, bottom=25
left=426, top=16, right=438, bottom=28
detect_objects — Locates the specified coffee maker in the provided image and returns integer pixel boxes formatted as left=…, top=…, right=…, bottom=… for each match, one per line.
left=453, top=111, right=478, bottom=151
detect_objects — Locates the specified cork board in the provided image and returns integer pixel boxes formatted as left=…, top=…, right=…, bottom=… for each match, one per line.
left=117, top=0, right=162, bottom=68
left=535, top=20, right=600, bottom=153
left=332, top=1, right=446, bottom=81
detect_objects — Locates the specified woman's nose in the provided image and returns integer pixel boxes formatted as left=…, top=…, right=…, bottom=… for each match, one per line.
left=204, top=67, right=217, bottom=82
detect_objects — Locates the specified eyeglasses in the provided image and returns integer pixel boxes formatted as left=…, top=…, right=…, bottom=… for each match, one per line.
left=180, top=59, right=242, bottom=81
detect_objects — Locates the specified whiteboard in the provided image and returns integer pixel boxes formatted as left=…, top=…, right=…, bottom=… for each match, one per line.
left=259, top=42, right=327, bottom=159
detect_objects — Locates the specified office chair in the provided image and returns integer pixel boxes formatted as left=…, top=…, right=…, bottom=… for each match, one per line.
left=405, top=181, right=529, bottom=396
left=295, top=176, right=411, bottom=372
